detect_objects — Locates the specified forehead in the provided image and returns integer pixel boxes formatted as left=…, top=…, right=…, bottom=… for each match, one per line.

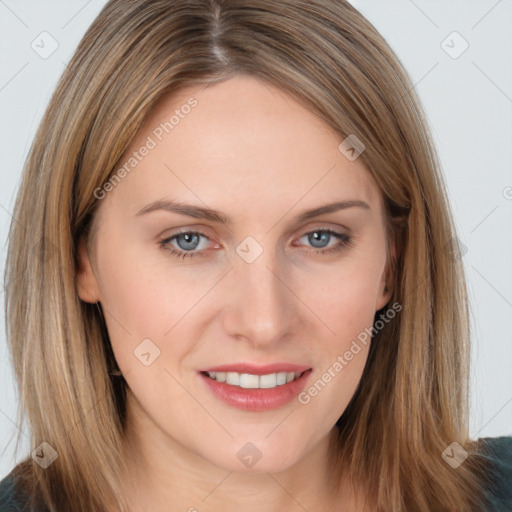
left=108, top=74, right=382, bottom=220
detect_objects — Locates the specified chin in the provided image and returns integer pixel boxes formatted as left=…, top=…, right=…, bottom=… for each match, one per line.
left=203, top=438, right=306, bottom=474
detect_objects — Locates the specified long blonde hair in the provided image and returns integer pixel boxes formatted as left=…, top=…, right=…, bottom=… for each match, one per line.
left=4, top=1, right=494, bottom=510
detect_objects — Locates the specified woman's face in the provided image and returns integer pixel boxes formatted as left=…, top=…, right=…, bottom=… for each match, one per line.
left=77, top=74, right=393, bottom=473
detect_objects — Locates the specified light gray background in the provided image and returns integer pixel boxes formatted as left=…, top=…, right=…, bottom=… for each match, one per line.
left=1, top=0, right=511, bottom=479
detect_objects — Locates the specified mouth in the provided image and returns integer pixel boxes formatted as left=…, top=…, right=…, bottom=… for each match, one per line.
left=200, top=369, right=308, bottom=389
left=197, top=364, right=313, bottom=411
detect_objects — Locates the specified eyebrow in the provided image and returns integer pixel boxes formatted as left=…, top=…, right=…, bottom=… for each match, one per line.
left=135, top=198, right=370, bottom=224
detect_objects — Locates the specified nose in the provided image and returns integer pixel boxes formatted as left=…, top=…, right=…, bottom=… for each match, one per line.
left=221, top=246, right=298, bottom=349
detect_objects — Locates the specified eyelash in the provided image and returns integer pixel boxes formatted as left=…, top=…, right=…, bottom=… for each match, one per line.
left=158, top=228, right=353, bottom=260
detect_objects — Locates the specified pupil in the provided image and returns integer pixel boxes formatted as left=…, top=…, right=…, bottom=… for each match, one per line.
left=310, top=231, right=329, bottom=248
left=178, top=233, right=199, bottom=250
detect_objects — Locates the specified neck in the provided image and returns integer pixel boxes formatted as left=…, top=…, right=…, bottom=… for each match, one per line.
left=117, top=395, right=356, bottom=512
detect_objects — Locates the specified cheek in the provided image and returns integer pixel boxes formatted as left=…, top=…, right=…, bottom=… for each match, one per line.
left=95, top=240, right=217, bottom=379
left=92, top=242, right=176, bottom=368
left=303, top=257, right=382, bottom=339
left=288, top=261, right=381, bottom=413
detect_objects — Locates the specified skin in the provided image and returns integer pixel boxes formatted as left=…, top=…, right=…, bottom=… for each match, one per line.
left=77, top=74, right=393, bottom=512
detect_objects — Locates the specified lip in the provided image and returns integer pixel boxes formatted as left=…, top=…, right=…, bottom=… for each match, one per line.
left=198, top=362, right=311, bottom=375
left=198, top=367, right=313, bottom=412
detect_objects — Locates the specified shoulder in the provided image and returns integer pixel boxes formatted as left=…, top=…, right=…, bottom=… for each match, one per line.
left=0, top=464, right=47, bottom=512
left=0, top=471, right=23, bottom=511
left=475, top=435, right=512, bottom=511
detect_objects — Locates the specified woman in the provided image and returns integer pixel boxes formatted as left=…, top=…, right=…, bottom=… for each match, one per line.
left=1, top=1, right=510, bottom=511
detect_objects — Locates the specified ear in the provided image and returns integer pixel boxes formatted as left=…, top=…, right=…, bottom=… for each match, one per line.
left=375, top=233, right=396, bottom=311
left=76, top=237, right=101, bottom=304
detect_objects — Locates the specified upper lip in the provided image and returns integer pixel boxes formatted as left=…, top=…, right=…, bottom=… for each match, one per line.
left=199, top=362, right=312, bottom=375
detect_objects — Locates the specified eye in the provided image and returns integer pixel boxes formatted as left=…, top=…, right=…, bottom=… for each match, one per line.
left=294, top=229, right=353, bottom=256
left=158, top=228, right=353, bottom=260
left=158, top=231, right=211, bottom=259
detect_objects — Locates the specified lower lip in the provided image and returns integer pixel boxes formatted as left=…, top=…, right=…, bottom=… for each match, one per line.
left=199, top=370, right=313, bottom=411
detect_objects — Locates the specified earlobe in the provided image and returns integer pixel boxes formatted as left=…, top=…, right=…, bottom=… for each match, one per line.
left=76, top=238, right=101, bottom=304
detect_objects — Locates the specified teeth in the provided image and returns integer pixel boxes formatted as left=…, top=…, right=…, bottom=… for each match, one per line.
left=205, top=370, right=304, bottom=389
left=259, top=373, right=277, bottom=388
left=276, top=372, right=287, bottom=385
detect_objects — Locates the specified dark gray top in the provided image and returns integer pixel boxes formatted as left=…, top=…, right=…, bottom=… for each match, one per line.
left=1, top=436, right=511, bottom=511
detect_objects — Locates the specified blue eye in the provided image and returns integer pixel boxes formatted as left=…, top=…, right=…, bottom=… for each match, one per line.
left=158, top=229, right=353, bottom=260
left=296, top=229, right=352, bottom=253
left=158, top=231, right=208, bottom=259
